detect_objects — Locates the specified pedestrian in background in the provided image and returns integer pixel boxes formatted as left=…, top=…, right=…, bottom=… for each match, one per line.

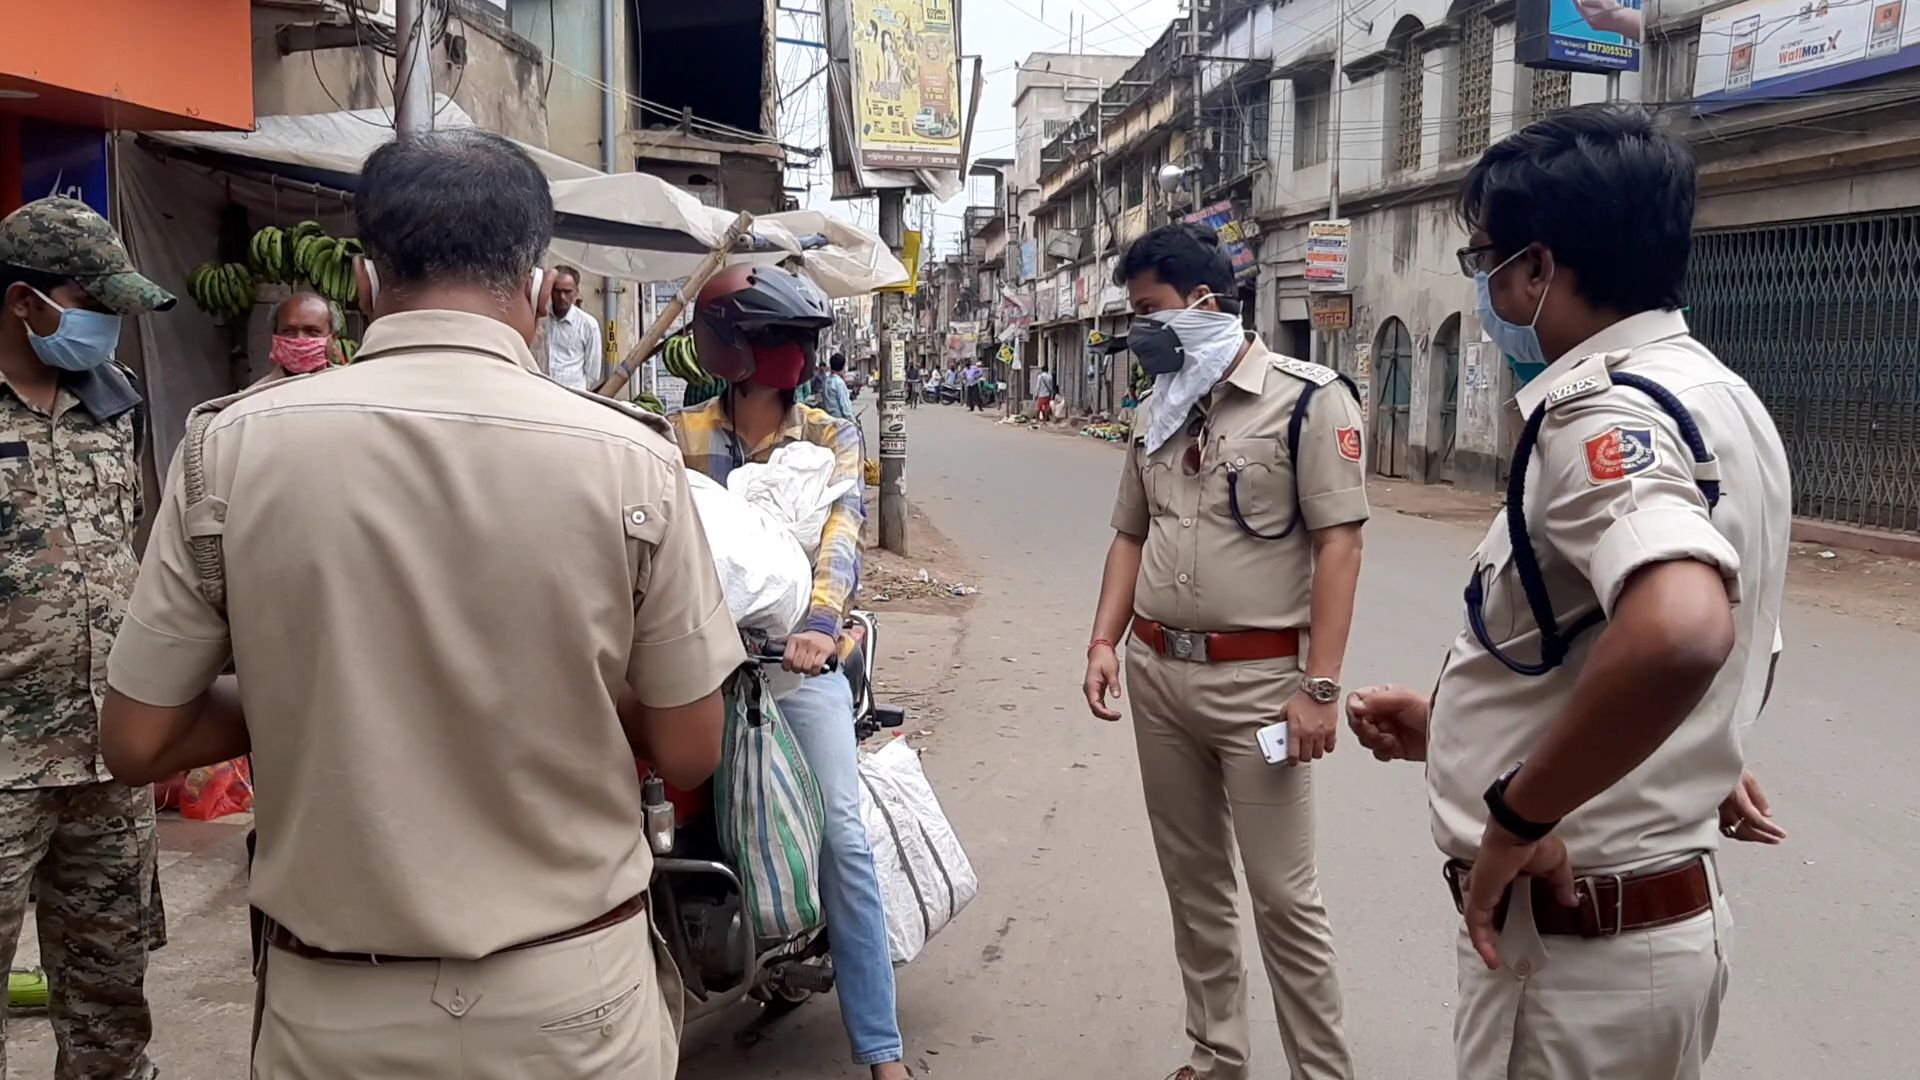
left=1348, top=104, right=1791, bottom=1080
left=822, top=351, right=856, bottom=421
left=1032, top=363, right=1056, bottom=422
left=1082, top=223, right=1366, bottom=1080
left=537, top=263, right=602, bottom=391
left=0, top=196, right=176, bottom=1080
left=905, top=361, right=922, bottom=407
left=962, top=358, right=985, bottom=411
left=99, top=129, right=738, bottom=1080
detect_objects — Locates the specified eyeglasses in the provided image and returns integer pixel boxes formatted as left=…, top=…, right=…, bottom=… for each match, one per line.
left=1456, top=244, right=1497, bottom=278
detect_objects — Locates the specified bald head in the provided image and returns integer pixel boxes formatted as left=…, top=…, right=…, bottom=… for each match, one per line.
left=274, top=292, right=335, bottom=339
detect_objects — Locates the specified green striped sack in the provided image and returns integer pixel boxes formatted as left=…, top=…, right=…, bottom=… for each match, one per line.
left=713, top=668, right=827, bottom=939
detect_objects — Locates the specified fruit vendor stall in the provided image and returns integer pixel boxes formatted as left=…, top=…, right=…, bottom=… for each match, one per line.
left=114, top=99, right=906, bottom=488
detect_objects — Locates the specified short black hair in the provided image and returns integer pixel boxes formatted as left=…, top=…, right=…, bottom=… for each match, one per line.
left=551, top=264, right=581, bottom=285
left=1458, top=104, right=1695, bottom=313
left=829, top=353, right=847, bottom=371
left=358, top=129, right=553, bottom=295
left=1116, top=223, right=1239, bottom=313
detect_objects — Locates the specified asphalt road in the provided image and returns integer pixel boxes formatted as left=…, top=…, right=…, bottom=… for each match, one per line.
left=685, top=403, right=1920, bottom=1079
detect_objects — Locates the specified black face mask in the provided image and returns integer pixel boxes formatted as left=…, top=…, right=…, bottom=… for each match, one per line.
left=1128, top=316, right=1186, bottom=376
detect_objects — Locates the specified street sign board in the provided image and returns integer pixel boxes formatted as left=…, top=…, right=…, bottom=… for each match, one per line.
left=1305, top=219, right=1351, bottom=292
left=1309, top=293, right=1353, bottom=331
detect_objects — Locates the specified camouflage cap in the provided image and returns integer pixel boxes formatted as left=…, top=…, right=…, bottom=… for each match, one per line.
left=0, top=197, right=176, bottom=314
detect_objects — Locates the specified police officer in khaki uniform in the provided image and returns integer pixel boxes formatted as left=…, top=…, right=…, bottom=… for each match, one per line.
left=97, top=130, right=740, bottom=1079
left=1348, top=105, right=1791, bottom=1079
left=1083, top=224, right=1366, bottom=1080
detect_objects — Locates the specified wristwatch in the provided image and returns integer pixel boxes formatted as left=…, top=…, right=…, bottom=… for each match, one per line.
left=1301, top=676, right=1341, bottom=704
left=1483, top=762, right=1560, bottom=842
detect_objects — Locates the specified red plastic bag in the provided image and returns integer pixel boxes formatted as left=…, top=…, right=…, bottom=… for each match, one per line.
left=180, top=757, right=253, bottom=820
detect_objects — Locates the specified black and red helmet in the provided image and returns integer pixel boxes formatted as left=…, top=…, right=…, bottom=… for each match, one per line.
left=691, top=264, right=834, bottom=384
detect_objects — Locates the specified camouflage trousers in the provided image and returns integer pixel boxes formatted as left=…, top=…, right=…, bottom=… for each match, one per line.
left=0, top=781, right=158, bottom=1080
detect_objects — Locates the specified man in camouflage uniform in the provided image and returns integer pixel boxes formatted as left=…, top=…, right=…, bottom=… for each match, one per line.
left=0, top=197, right=175, bottom=1080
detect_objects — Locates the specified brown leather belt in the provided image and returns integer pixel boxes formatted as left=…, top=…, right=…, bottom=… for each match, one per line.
left=1443, top=855, right=1713, bottom=938
left=1132, top=619, right=1300, bottom=663
left=262, top=892, right=649, bottom=965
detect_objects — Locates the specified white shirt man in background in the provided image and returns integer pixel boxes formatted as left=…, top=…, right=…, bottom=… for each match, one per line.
left=541, top=265, right=603, bottom=391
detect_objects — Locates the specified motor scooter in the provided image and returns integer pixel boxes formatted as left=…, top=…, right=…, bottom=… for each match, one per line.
left=649, top=610, right=904, bottom=1023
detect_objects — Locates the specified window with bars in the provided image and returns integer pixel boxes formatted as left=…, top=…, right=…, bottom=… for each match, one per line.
left=1294, top=78, right=1329, bottom=169
left=1250, top=98, right=1270, bottom=162
left=1453, top=5, right=1494, bottom=161
left=1530, top=68, right=1572, bottom=119
left=1656, top=29, right=1702, bottom=102
left=1125, top=159, right=1144, bottom=208
left=1393, top=37, right=1425, bottom=173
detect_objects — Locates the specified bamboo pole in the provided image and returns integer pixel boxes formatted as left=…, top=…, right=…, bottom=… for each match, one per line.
left=595, top=210, right=756, bottom=399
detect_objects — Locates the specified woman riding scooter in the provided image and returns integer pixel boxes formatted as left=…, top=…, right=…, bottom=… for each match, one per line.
left=669, top=264, right=910, bottom=1080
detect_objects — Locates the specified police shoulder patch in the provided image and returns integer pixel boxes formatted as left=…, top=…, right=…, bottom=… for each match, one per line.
left=1583, top=425, right=1659, bottom=484
left=1273, top=356, right=1340, bottom=387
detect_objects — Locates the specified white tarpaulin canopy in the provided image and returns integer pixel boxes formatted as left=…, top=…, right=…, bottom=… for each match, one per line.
left=145, top=101, right=907, bottom=296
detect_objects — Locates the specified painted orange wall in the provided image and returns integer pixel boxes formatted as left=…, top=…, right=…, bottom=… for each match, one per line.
left=0, top=0, right=253, bottom=132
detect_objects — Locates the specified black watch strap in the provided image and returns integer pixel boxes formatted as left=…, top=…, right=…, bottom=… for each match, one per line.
left=1484, top=764, right=1559, bottom=842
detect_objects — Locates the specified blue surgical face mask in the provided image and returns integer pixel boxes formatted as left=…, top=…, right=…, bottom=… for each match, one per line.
left=1474, top=249, right=1552, bottom=386
left=25, top=287, right=122, bottom=372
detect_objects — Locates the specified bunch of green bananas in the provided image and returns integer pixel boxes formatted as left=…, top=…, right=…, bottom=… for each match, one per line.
left=633, top=392, right=666, bottom=415
left=337, top=337, right=359, bottom=364
left=291, top=223, right=362, bottom=308
left=661, top=331, right=723, bottom=393
left=186, top=261, right=257, bottom=322
left=249, top=226, right=291, bottom=284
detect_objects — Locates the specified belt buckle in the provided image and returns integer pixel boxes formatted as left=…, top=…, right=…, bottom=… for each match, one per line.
left=1167, top=630, right=1208, bottom=663
left=1578, top=872, right=1625, bottom=938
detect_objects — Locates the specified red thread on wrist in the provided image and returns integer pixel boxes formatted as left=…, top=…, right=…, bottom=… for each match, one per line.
left=1088, top=638, right=1116, bottom=656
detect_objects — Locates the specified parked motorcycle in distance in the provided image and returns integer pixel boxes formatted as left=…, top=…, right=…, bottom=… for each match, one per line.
left=649, top=610, right=904, bottom=1023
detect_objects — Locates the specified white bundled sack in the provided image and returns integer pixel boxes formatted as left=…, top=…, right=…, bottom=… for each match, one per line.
left=857, top=737, right=977, bottom=964
left=686, top=471, right=811, bottom=635
left=728, top=442, right=856, bottom=556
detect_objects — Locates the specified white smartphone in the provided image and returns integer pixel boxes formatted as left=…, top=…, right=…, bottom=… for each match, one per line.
left=1257, top=720, right=1290, bottom=765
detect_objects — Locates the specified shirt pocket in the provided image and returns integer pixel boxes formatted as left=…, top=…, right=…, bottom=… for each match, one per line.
left=87, top=450, right=136, bottom=543
left=1138, top=447, right=1175, bottom=516
left=1466, top=523, right=1523, bottom=642
left=0, top=448, right=36, bottom=536
left=1208, top=436, right=1289, bottom=531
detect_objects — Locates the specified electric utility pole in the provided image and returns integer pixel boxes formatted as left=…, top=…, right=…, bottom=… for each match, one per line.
left=394, top=0, right=435, bottom=135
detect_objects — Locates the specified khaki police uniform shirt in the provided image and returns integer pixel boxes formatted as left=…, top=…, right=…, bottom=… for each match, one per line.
left=1427, top=310, right=1791, bottom=873
left=107, top=310, right=743, bottom=959
left=1111, top=334, right=1369, bottom=632
left=0, top=364, right=143, bottom=789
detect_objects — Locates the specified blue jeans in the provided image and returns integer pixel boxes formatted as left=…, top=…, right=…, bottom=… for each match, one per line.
left=780, top=671, right=904, bottom=1067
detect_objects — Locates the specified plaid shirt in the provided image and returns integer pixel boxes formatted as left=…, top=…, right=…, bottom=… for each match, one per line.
left=670, top=397, right=864, bottom=637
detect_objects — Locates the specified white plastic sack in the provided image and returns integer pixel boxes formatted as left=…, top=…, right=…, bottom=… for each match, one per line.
left=728, top=443, right=855, bottom=557
left=857, top=737, right=977, bottom=964
left=686, top=471, right=811, bottom=635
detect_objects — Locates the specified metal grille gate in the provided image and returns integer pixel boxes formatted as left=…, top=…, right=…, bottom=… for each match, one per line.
left=1689, top=211, right=1920, bottom=533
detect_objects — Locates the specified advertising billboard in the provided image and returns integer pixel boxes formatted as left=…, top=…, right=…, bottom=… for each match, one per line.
left=849, top=0, right=962, bottom=170
left=1516, top=0, right=1644, bottom=74
left=1694, top=0, right=1920, bottom=106
left=1183, top=200, right=1258, bottom=279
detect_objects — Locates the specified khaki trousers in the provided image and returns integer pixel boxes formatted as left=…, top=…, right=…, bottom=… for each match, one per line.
left=1127, top=640, right=1353, bottom=1080
left=252, top=912, right=681, bottom=1080
left=1453, top=858, right=1732, bottom=1079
